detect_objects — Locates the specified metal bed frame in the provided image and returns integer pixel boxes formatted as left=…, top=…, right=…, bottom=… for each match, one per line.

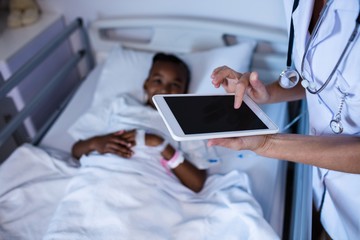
left=288, top=100, right=312, bottom=240
left=0, top=18, right=94, bottom=156
left=0, top=18, right=312, bottom=240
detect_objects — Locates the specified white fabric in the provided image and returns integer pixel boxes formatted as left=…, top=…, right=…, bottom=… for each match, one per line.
left=0, top=144, right=78, bottom=240
left=93, top=42, right=256, bottom=106
left=48, top=93, right=281, bottom=239
left=285, top=0, right=360, bottom=239
left=68, top=93, right=220, bottom=170
left=44, top=139, right=278, bottom=240
left=0, top=96, right=280, bottom=240
left=39, top=41, right=288, bottom=234
left=135, top=128, right=146, bottom=146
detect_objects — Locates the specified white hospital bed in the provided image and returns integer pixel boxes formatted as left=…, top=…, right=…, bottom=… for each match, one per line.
left=0, top=16, right=311, bottom=239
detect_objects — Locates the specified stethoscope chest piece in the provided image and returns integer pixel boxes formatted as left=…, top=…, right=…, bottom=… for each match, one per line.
left=279, top=68, right=300, bottom=89
left=330, top=119, right=343, bottom=134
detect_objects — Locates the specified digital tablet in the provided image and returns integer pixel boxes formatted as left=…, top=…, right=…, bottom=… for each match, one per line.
left=152, top=94, right=279, bottom=141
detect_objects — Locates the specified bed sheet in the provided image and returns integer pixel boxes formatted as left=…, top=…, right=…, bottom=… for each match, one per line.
left=43, top=148, right=279, bottom=240
left=0, top=144, right=79, bottom=239
left=39, top=51, right=288, bottom=235
left=43, top=93, right=280, bottom=239
left=0, top=145, right=281, bottom=240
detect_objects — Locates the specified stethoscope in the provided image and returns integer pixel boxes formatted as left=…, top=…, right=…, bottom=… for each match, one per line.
left=279, top=0, right=360, bottom=93
left=279, top=0, right=360, bottom=133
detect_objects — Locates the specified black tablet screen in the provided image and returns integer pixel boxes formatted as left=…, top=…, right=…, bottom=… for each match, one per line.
left=164, top=95, right=268, bottom=134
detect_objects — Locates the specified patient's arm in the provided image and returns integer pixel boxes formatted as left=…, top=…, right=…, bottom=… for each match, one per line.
left=145, top=133, right=207, bottom=193
left=162, top=144, right=207, bottom=193
left=71, top=130, right=135, bottom=159
left=72, top=130, right=206, bottom=192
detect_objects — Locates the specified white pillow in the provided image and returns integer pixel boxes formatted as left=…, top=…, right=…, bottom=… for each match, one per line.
left=93, top=41, right=256, bottom=106
left=183, top=42, right=256, bottom=94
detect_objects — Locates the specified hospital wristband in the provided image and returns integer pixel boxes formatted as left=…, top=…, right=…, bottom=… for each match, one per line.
left=162, top=150, right=185, bottom=169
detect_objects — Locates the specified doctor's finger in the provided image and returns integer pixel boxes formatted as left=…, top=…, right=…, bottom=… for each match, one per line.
left=249, top=72, right=267, bottom=93
left=211, top=65, right=230, bottom=76
left=247, top=72, right=270, bottom=103
left=211, top=66, right=241, bottom=87
left=248, top=72, right=261, bottom=87
left=234, top=72, right=251, bottom=109
left=211, top=66, right=236, bottom=83
left=234, top=84, right=246, bottom=109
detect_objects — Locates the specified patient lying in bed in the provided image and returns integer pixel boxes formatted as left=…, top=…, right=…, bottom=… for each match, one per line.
left=44, top=53, right=279, bottom=239
left=70, top=53, right=206, bottom=193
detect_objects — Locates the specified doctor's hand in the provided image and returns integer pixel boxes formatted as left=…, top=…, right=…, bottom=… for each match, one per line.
left=207, top=134, right=270, bottom=154
left=211, top=66, right=270, bottom=108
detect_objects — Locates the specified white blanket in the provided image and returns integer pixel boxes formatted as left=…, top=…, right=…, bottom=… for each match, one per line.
left=68, top=93, right=220, bottom=169
left=43, top=94, right=279, bottom=239
left=0, top=144, right=78, bottom=240
left=44, top=152, right=278, bottom=239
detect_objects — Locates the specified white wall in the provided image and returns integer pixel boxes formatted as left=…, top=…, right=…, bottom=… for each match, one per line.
left=37, top=0, right=287, bottom=31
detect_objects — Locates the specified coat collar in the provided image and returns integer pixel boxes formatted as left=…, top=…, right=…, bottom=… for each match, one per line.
left=291, top=0, right=359, bottom=68
left=292, top=0, right=338, bottom=58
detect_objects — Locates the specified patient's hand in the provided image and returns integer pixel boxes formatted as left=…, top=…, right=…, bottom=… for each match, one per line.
left=71, top=130, right=136, bottom=159
left=91, top=130, right=136, bottom=158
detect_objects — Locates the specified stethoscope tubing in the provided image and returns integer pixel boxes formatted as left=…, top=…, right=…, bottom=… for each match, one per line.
left=302, top=8, right=360, bottom=94
left=283, top=0, right=360, bottom=95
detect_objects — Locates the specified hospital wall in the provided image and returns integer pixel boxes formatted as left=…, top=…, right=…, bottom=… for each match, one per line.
left=37, top=0, right=287, bottom=31
left=1, top=0, right=288, bottom=146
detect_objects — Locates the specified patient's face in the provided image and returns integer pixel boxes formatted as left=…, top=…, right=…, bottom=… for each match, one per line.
left=144, top=61, right=188, bottom=109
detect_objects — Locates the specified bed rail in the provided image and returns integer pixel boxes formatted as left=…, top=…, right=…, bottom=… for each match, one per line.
left=0, top=18, right=94, bottom=159
left=288, top=100, right=312, bottom=240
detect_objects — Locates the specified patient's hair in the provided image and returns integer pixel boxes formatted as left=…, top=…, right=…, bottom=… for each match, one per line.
left=152, top=53, right=191, bottom=93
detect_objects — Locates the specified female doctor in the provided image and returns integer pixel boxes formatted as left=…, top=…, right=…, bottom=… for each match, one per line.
left=208, top=0, right=360, bottom=239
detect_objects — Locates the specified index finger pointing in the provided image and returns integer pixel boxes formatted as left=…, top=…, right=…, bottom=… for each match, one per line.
left=234, top=82, right=245, bottom=109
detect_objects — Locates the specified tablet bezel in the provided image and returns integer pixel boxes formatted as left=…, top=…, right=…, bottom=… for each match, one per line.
left=152, top=94, right=279, bottom=141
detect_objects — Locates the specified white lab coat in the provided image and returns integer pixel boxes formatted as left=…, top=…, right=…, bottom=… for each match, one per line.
left=283, top=0, right=360, bottom=239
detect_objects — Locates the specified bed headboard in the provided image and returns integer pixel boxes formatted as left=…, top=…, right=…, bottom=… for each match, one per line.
left=88, top=17, right=288, bottom=83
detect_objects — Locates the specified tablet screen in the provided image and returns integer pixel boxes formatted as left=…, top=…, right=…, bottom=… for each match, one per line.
left=164, top=95, right=268, bottom=134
